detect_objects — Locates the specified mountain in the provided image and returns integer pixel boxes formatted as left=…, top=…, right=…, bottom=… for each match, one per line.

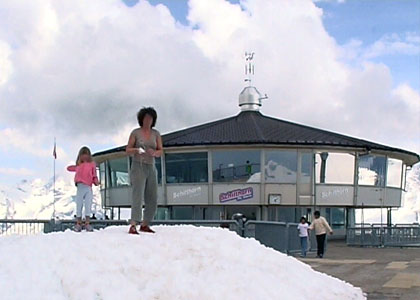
left=0, top=176, right=103, bottom=220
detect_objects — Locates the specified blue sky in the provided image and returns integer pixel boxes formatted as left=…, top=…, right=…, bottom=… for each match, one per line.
left=316, top=0, right=420, bottom=89
left=0, top=0, right=419, bottom=186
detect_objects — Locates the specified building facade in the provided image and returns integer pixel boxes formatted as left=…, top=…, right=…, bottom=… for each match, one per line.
left=93, top=85, right=419, bottom=236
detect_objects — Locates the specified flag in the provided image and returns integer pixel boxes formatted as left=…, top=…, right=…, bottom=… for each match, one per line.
left=53, top=140, right=57, bottom=159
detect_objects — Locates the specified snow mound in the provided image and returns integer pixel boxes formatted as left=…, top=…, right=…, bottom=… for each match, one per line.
left=0, top=226, right=365, bottom=300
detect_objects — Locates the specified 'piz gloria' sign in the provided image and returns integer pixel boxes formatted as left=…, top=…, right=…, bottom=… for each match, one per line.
left=219, top=187, right=253, bottom=203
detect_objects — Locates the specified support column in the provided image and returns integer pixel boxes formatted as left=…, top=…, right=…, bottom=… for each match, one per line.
left=387, top=208, right=392, bottom=226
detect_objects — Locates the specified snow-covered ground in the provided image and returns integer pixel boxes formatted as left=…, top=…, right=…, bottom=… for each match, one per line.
left=0, top=225, right=365, bottom=300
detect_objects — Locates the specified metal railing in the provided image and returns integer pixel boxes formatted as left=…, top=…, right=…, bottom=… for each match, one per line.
left=347, top=225, right=420, bottom=247
left=244, top=221, right=321, bottom=254
left=355, top=223, right=420, bottom=227
left=0, top=219, right=241, bottom=236
left=0, top=218, right=325, bottom=254
left=383, top=226, right=420, bottom=247
left=1, top=218, right=330, bottom=254
left=0, top=219, right=50, bottom=236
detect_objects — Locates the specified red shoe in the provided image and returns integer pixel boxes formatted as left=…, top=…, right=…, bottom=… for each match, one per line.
left=128, top=225, right=139, bottom=235
left=140, top=225, right=155, bottom=233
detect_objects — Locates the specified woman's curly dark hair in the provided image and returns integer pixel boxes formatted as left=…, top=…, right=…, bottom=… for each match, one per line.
left=137, top=107, right=157, bottom=127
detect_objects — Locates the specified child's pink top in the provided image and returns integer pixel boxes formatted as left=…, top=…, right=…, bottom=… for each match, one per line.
left=67, top=162, right=99, bottom=186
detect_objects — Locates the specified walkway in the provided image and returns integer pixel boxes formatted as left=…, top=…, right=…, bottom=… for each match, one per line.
left=296, top=240, right=420, bottom=300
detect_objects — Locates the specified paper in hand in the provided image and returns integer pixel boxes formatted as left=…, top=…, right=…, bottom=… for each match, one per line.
left=138, top=147, right=146, bottom=154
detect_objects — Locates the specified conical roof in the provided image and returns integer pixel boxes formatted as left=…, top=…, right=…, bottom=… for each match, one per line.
left=94, top=111, right=419, bottom=166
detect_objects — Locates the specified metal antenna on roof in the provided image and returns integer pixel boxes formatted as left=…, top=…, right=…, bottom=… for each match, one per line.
left=239, top=51, right=268, bottom=112
left=244, top=51, right=255, bottom=86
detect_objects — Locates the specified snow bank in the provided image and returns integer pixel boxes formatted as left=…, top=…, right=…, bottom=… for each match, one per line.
left=0, top=226, right=365, bottom=300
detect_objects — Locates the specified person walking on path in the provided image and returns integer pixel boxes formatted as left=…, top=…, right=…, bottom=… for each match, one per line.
left=297, top=217, right=310, bottom=257
left=309, top=211, right=333, bottom=258
left=126, top=107, right=163, bottom=234
left=67, top=146, right=99, bottom=232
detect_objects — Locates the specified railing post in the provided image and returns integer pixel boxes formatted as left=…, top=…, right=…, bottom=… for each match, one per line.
left=44, top=220, right=55, bottom=233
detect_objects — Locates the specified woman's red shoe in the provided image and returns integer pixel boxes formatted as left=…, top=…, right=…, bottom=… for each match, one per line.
left=140, top=225, right=155, bottom=233
left=128, top=225, right=139, bottom=234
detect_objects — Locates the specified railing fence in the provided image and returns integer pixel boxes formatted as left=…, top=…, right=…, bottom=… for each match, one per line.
left=347, top=225, right=420, bottom=247
left=4, top=219, right=418, bottom=252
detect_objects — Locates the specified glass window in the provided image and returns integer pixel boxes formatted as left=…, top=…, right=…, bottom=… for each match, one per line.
left=165, top=152, right=208, bottom=183
left=225, top=206, right=258, bottom=220
left=299, top=153, right=312, bottom=195
left=155, top=157, right=162, bottom=184
left=213, top=150, right=261, bottom=183
left=99, top=162, right=106, bottom=189
left=171, top=206, right=193, bottom=220
left=154, top=207, right=169, bottom=220
left=331, top=208, right=345, bottom=229
left=277, top=207, right=296, bottom=223
left=193, top=206, right=224, bottom=220
left=108, top=158, right=129, bottom=187
left=265, top=150, right=297, bottom=183
left=315, top=152, right=354, bottom=184
left=358, top=155, right=386, bottom=186
left=386, top=158, right=402, bottom=188
left=402, top=164, right=407, bottom=190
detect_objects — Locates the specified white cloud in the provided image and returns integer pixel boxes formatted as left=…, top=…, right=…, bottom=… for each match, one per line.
left=0, top=40, right=13, bottom=85
left=0, top=0, right=418, bottom=169
left=0, top=167, right=34, bottom=176
left=0, top=127, right=69, bottom=160
left=341, top=32, right=420, bottom=61
left=364, top=33, right=420, bottom=59
left=312, top=0, right=346, bottom=3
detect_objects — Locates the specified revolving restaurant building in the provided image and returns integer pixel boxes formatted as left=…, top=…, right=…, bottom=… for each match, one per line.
left=93, top=85, right=419, bottom=236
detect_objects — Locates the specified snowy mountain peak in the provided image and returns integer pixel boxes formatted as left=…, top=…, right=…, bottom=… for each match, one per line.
left=0, top=175, right=102, bottom=220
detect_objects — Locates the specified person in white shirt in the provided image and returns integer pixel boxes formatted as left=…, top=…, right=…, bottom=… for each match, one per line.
left=297, top=217, right=310, bottom=257
left=309, top=211, right=333, bottom=258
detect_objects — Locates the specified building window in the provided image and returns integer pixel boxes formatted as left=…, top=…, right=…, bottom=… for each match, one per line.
left=155, top=157, right=162, bottom=184
left=299, top=152, right=312, bottom=195
left=213, top=150, right=261, bottom=183
left=108, top=157, right=129, bottom=187
left=265, top=150, right=297, bottom=183
left=154, top=207, right=169, bottom=220
left=331, top=208, right=345, bottom=229
left=386, top=158, right=402, bottom=188
left=402, top=164, right=407, bottom=190
left=171, top=206, right=194, bottom=220
left=358, top=155, right=386, bottom=187
left=165, top=152, right=208, bottom=183
left=315, top=152, right=354, bottom=184
left=99, top=162, right=106, bottom=189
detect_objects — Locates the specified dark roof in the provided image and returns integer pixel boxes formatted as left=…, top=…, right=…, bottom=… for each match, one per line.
left=94, top=111, right=419, bottom=165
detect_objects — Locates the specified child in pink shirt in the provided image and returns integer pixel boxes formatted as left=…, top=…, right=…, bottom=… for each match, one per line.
left=67, top=146, right=99, bottom=232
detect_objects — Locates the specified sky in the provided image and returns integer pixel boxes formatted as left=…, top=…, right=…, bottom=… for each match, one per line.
left=0, top=0, right=419, bottom=186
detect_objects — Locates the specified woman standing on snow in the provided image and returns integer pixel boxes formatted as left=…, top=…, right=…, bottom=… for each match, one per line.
left=126, top=107, right=163, bottom=234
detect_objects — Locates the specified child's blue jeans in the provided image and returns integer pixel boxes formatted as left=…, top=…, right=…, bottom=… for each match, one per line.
left=75, top=183, right=92, bottom=218
left=300, top=236, right=308, bottom=257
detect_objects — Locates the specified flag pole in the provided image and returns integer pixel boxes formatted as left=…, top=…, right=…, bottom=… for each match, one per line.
left=53, top=137, right=56, bottom=219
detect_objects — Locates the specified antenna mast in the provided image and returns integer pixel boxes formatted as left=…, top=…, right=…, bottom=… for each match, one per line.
left=244, top=51, right=255, bottom=86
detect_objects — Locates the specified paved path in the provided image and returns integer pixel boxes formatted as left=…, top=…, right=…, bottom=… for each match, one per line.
left=295, top=241, right=420, bottom=300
